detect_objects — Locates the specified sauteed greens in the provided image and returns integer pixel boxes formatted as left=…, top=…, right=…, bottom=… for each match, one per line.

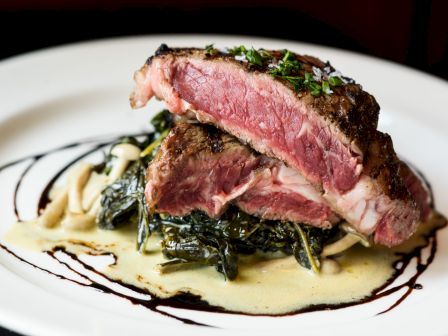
left=97, top=110, right=339, bottom=280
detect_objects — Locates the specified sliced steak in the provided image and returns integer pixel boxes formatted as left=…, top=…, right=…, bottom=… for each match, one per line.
left=236, top=164, right=338, bottom=225
left=132, top=45, right=420, bottom=246
left=146, top=122, right=338, bottom=227
left=399, top=161, right=433, bottom=221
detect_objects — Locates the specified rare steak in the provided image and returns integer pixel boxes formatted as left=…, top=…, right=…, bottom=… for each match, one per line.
left=133, top=45, right=420, bottom=246
left=146, top=122, right=338, bottom=227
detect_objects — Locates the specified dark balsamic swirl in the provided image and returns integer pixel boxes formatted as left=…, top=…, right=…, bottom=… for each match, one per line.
left=0, top=135, right=446, bottom=327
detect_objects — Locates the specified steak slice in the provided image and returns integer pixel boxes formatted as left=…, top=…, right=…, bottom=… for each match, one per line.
left=400, top=161, right=433, bottom=221
left=132, top=45, right=420, bottom=246
left=146, top=122, right=338, bottom=227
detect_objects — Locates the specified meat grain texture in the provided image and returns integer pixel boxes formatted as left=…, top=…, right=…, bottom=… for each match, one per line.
left=133, top=44, right=426, bottom=246
left=146, top=122, right=338, bottom=227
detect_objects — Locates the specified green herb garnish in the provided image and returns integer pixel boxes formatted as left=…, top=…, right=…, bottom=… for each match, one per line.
left=140, top=128, right=169, bottom=158
left=308, top=81, right=322, bottom=96
left=228, top=45, right=271, bottom=67
left=245, top=47, right=263, bottom=66
left=267, top=49, right=345, bottom=96
left=321, top=80, right=332, bottom=95
left=294, top=223, right=320, bottom=273
left=328, top=76, right=343, bottom=87
left=140, top=110, right=173, bottom=158
left=228, top=45, right=247, bottom=56
left=226, top=47, right=344, bottom=96
left=205, top=43, right=218, bottom=56
left=269, top=50, right=302, bottom=77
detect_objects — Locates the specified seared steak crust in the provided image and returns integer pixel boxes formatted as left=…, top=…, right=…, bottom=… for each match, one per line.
left=133, top=44, right=420, bottom=246
left=146, top=122, right=258, bottom=217
left=363, top=133, right=410, bottom=200
left=145, top=45, right=380, bottom=155
left=399, top=161, right=433, bottom=221
left=136, top=45, right=403, bottom=199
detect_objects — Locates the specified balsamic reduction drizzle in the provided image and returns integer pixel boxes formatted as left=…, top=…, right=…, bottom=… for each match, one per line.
left=47, top=247, right=212, bottom=327
left=13, top=159, right=36, bottom=222
left=0, top=135, right=446, bottom=327
left=36, top=142, right=110, bottom=215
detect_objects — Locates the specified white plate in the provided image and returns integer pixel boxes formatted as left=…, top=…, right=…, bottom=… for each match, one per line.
left=0, top=35, right=447, bottom=336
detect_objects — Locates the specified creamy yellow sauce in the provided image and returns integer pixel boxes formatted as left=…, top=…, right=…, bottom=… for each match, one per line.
left=5, top=152, right=441, bottom=318
left=4, top=217, right=421, bottom=315
left=2, top=137, right=444, bottom=316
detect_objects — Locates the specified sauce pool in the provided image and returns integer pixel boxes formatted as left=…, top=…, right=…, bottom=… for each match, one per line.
left=1, top=135, right=446, bottom=326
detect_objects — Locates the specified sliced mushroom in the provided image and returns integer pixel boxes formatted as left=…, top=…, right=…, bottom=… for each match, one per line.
left=67, top=163, right=93, bottom=214
left=87, top=197, right=102, bottom=216
left=37, top=188, right=68, bottom=228
left=108, top=143, right=141, bottom=181
left=81, top=143, right=142, bottom=217
left=38, top=144, right=142, bottom=229
left=82, top=172, right=109, bottom=212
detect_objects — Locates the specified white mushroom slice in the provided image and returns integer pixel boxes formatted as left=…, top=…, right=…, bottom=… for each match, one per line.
left=37, top=189, right=68, bottom=228
left=108, top=144, right=141, bottom=181
left=112, top=143, right=142, bottom=161
left=320, top=258, right=341, bottom=274
left=82, top=172, right=109, bottom=212
left=87, top=197, right=102, bottom=217
left=61, top=213, right=96, bottom=231
left=108, top=159, right=128, bottom=182
left=67, top=163, right=93, bottom=214
left=321, top=233, right=362, bottom=257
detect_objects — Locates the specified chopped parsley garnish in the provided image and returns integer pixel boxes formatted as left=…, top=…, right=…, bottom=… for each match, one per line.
left=269, top=49, right=302, bottom=77
left=205, top=43, right=218, bottom=56
left=328, top=76, right=343, bottom=87
left=226, top=46, right=344, bottom=96
left=308, top=81, right=323, bottom=96
left=245, top=48, right=264, bottom=66
left=268, top=49, right=343, bottom=96
left=228, top=45, right=271, bottom=67
left=321, top=80, right=332, bottom=95
left=228, top=45, right=247, bottom=56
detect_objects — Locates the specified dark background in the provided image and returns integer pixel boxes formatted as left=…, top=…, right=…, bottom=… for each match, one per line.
left=0, top=0, right=447, bottom=335
left=0, top=0, right=447, bottom=80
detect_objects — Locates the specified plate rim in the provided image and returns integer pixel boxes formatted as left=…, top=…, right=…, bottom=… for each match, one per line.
left=1, top=34, right=448, bottom=336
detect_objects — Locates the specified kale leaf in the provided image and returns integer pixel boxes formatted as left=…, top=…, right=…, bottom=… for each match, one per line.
left=97, top=110, right=174, bottom=252
left=150, top=208, right=337, bottom=280
left=97, top=109, right=338, bottom=280
left=97, top=160, right=146, bottom=229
